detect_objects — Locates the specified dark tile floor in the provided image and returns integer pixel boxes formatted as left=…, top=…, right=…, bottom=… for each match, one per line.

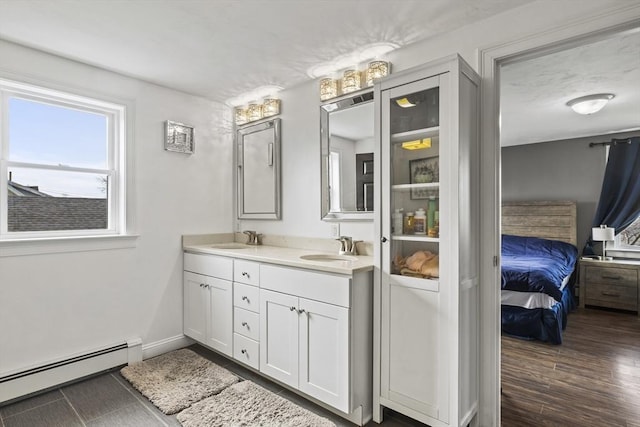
left=0, top=344, right=426, bottom=427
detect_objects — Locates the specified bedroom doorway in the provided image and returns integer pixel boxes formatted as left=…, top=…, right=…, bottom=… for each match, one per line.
left=477, top=11, right=640, bottom=426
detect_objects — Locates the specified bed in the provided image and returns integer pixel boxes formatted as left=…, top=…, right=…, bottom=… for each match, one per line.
left=501, top=201, right=579, bottom=344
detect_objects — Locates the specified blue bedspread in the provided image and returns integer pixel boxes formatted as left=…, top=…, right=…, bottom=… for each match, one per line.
left=501, top=234, right=578, bottom=301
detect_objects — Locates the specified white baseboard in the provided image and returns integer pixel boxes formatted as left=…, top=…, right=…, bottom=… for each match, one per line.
left=141, top=334, right=192, bottom=360
left=0, top=340, right=139, bottom=404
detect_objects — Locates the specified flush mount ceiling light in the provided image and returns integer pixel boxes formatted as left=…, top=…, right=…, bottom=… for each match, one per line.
left=566, top=93, right=615, bottom=115
left=402, top=138, right=432, bottom=150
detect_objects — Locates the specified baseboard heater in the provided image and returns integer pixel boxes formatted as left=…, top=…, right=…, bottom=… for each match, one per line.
left=0, top=338, right=142, bottom=405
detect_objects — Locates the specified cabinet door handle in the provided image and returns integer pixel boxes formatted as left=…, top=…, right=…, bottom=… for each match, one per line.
left=242, top=296, right=249, bottom=302
left=290, top=306, right=296, bottom=311
left=242, top=272, right=250, bottom=278
left=298, top=309, right=306, bottom=315
left=602, top=276, right=622, bottom=280
left=242, top=321, right=248, bottom=327
left=241, top=349, right=247, bottom=355
left=601, top=291, right=621, bottom=297
left=199, top=283, right=205, bottom=288
left=381, top=236, right=388, bottom=243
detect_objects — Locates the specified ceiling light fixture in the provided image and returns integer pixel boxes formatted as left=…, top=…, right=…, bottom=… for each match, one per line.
left=402, top=138, right=432, bottom=150
left=566, top=93, right=614, bottom=115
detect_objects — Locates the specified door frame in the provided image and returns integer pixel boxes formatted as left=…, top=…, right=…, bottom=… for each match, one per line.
left=477, top=7, right=640, bottom=426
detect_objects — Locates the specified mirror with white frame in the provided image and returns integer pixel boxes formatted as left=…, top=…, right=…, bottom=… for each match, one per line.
left=237, top=118, right=281, bottom=219
left=321, top=91, right=374, bottom=221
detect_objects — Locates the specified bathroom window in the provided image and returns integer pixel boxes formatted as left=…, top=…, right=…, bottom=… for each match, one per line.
left=0, top=78, right=127, bottom=241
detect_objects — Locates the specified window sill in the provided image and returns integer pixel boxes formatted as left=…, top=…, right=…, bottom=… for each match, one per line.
left=607, top=248, right=640, bottom=261
left=0, top=234, right=139, bottom=257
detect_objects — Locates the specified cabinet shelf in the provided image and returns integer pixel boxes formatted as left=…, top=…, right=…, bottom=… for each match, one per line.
left=392, top=182, right=439, bottom=192
left=390, top=127, right=439, bottom=144
left=391, top=234, right=439, bottom=243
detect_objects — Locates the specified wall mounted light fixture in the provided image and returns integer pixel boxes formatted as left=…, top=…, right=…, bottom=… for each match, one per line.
left=318, top=61, right=391, bottom=101
left=234, top=97, right=281, bottom=126
left=566, top=93, right=614, bottom=115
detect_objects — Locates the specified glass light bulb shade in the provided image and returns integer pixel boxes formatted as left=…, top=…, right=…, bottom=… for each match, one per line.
left=319, top=78, right=338, bottom=101
left=366, top=60, right=390, bottom=86
left=341, top=69, right=361, bottom=94
left=247, top=103, right=263, bottom=121
left=262, top=98, right=280, bottom=117
left=567, top=93, right=614, bottom=115
left=235, top=108, right=248, bottom=125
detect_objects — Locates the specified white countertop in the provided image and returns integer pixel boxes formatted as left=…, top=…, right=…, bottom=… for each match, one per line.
left=183, top=243, right=374, bottom=275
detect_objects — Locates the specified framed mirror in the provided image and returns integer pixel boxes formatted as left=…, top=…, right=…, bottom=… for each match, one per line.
left=321, top=91, right=374, bottom=221
left=237, top=118, right=281, bottom=219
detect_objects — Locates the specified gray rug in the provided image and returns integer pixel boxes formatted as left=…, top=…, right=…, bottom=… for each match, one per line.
left=120, top=348, right=239, bottom=414
left=177, top=380, right=336, bottom=427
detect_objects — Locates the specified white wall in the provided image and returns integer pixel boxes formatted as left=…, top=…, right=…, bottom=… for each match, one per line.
left=0, top=40, right=233, bottom=374
left=238, top=0, right=639, bottom=246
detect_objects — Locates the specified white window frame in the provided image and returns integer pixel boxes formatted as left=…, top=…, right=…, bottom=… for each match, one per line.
left=0, top=77, right=134, bottom=252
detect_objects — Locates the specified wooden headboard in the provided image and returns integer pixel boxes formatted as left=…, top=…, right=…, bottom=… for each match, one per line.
left=502, top=201, right=577, bottom=246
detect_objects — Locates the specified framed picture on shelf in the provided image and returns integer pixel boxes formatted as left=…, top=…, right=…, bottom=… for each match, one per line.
left=409, top=156, right=439, bottom=199
left=165, top=120, right=195, bottom=154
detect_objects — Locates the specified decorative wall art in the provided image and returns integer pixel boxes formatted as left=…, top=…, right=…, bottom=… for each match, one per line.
left=165, top=120, right=195, bottom=154
left=409, top=156, right=439, bottom=199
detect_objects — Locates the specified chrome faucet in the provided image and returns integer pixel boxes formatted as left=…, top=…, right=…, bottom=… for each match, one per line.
left=336, top=236, right=361, bottom=255
left=243, top=230, right=262, bottom=245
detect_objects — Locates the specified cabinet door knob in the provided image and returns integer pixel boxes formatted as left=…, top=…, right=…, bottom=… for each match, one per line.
left=199, top=283, right=205, bottom=288
left=381, top=236, right=388, bottom=243
left=242, top=296, right=249, bottom=302
left=298, top=309, right=306, bottom=314
left=242, top=321, right=248, bottom=327
left=241, top=349, right=247, bottom=355
left=242, top=272, right=249, bottom=277
left=290, top=306, right=296, bottom=311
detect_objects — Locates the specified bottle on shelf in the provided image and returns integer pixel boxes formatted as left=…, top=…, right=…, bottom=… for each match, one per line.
left=414, top=208, right=426, bottom=235
left=404, top=212, right=415, bottom=235
left=392, top=208, right=404, bottom=235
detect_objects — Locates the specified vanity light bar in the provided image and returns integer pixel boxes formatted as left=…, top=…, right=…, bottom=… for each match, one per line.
left=235, top=98, right=281, bottom=126
left=319, top=61, right=391, bottom=101
left=402, top=138, right=432, bottom=150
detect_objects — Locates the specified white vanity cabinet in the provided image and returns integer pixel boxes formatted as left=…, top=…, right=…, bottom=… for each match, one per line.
left=374, top=54, right=480, bottom=426
left=260, top=264, right=372, bottom=423
left=183, top=253, right=233, bottom=357
left=183, top=249, right=373, bottom=425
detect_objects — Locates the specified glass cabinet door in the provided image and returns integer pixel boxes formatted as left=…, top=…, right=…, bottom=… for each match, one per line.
left=381, top=75, right=442, bottom=291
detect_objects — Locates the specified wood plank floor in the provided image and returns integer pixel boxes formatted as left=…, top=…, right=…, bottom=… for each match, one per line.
left=501, top=307, right=640, bottom=427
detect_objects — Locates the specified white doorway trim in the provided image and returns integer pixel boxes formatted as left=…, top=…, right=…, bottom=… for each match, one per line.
left=477, top=6, right=640, bottom=426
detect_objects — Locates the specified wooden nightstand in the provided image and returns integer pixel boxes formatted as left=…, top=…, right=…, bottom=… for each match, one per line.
left=579, top=258, right=640, bottom=315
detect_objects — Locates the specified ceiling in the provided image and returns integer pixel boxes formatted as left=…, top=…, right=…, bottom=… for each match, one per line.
left=0, top=0, right=637, bottom=146
left=500, top=29, right=640, bottom=146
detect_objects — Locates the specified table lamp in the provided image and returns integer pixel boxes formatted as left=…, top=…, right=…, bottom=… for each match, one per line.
left=592, top=225, right=615, bottom=261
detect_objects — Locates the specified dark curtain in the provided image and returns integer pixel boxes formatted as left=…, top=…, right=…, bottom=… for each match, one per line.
left=585, top=137, right=640, bottom=254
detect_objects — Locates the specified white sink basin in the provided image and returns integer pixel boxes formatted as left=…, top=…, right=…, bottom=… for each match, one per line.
left=300, top=254, right=358, bottom=262
left=209, top=243, right=251, bottom=249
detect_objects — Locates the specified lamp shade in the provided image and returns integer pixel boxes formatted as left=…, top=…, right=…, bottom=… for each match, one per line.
left=592, top=225, right=615, bottom=242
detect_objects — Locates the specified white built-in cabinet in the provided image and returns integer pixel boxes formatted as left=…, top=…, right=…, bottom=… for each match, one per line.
left=183, top=253, right=233, bottom=356
left=183, top=251, right=373, bottom=425
left=373, top=54, right=480, bottom=427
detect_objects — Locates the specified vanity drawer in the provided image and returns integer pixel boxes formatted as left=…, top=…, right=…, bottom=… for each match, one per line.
left=233, top=333, right=259, bottom=370
left=233, top=282, right=260, bottom=313
left=184, top=253, right=232, bottom=280
left=260, top=264, right=351, bottom=308
left=234, top=260, right=260, bottom=286
left=234, top=307, right=260, bottom=341
left=585, top=266, right=638, bottom=287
